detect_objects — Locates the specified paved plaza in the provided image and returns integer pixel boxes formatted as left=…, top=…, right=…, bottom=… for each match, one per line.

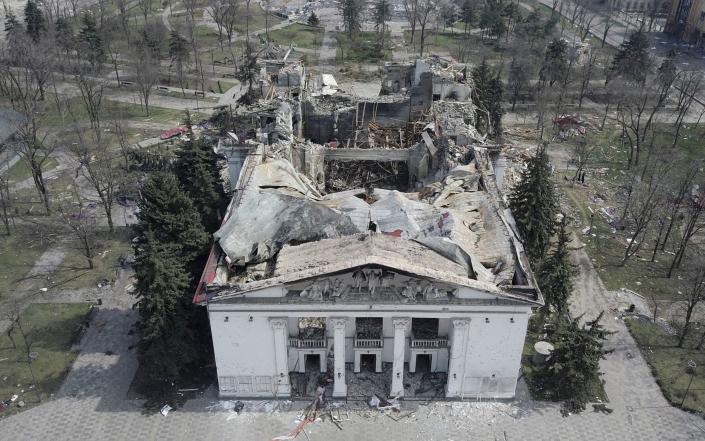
left=2, top=245, right=705, bottom=440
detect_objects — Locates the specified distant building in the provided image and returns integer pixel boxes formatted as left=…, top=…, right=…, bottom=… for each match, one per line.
left=666, top=0, right=705, bottom=45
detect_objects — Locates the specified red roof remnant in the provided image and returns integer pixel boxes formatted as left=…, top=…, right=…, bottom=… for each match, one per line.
left=160, top=126, right=188, bottom=140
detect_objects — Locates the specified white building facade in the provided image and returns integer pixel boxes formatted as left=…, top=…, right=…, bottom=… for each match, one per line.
left=202, top=234, right=540, bottom=400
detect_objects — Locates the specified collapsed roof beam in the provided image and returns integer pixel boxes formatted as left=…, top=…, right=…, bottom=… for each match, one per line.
left=324, top=148, right=409, bottom=162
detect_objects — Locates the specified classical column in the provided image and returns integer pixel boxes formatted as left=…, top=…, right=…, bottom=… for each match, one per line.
left=269, top=317, right=291, bottom=396
left=331, top=317, right=348, bottom=397
left=445, top=318, right=470, bottom=398
left=390, top=317, right=411, bottom=397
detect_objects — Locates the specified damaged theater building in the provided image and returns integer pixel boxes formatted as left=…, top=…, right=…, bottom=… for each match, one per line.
left=193, top=58, right=542, bottom=401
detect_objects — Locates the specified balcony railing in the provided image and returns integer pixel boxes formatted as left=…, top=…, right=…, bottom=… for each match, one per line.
left=289, top=338, right=326, bottom=348
left=411, top=338, right=448, bottom=349
left=354, top=338, right=383, bottom=348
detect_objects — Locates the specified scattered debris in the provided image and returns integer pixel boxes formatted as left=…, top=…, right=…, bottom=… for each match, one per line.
left=160, top=404, right=173, bottom=416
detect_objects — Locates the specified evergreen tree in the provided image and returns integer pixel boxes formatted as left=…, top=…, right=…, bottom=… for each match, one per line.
left=169, top=30, right=189, bottom=91
left=173, top=112, right=225, bottom=232
left=610, top=31, right=651, bottom=85
left=23, top=0, right=44, bottom=42
left=539, top=38, right=568, bottom=87
left=540, top=312, right=610, bottom=414
left=134, top=231, right=196, bottom=401
left=136, top=172, right=209, bottom=261
left=55, top=17, right=74, bottom=53
left=308, top=12, right=320, bottom=27
left=373, top=0, right=391, bottom=49
left=4, top=10, right=20, bottom=35
left=78, top=13, right=105, bottom=69
left=472, top=60, right=504, bottom=137
left=488, top=72, right=504, bottom=137
left=508, top=143, right=557, bottom=260
left=537, top=215, right=573, bottom=314
left=460, top=0, right=476, bottom=34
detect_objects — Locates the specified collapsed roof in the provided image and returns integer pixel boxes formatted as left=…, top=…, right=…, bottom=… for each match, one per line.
left=196, top=57, right=541, bottom=306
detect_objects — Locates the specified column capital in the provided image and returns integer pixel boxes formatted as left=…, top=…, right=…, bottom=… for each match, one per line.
left=269, top=317, right=288, bottom=330
left=451, top=318, right=470, bottom=329
left=392, top=317, right=411, bottom=331
left=331, top=317, right=348, bottom=329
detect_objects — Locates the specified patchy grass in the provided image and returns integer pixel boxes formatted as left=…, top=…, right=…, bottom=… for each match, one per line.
left=336, top=31, right=392, bottom=63
left=42, top=228, right=134, bottom=292
left=269, top=23, right=323, bottom=50
left=555, top=123, right=705, bottom=300
left=39, top=96, right=190, bottom=127
left=627, top=318, right=705, bottom=415
left=0, top=225, right=56, bottom=302
left=4, top=157, right=59, bottom=184
left=237, top=4, right=283, bottom=34
left=0, top=303, right=91, bottom=417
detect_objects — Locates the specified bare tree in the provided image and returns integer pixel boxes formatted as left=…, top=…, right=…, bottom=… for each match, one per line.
left=615, top=68, right=673, bottom=171
left=131, top=45, right=160, bottom=116
left=403, top=0, right=419, bottom=45
left=659, top=163, right=698, bottom=252
left=667, top=188, right=705, bottom=277
left=0, top=42, right=56, bottom=214
left=676, top=260, right=705, bottom=347
left=57, top=187, right=98, bottom=269
left=596, top=1, right=618, bottom=48
left=115, top=0, right=130, bottom=37
left=578, top=48, right=598, bottom=109
left=66, top=115, right=122, bottom=233
left=0, top=173, right=13, bottom=235
left=670, top=71, right=702, bottom=150
left=417, top=0, right=435, bottom=56
left=3, top=303, right=42, bottom=403
left=620, top=163, right=670, bottom=265
left=73, top=71, right=105, bottom=130
left=138, top=0, right=152, bottom=22
left=570, top=137, right=599, bottom=183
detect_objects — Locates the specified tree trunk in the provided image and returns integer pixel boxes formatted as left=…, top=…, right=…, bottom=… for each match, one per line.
left=677, top=306, right=694, bottom=348
left=697, top=328, right=705, bottom=350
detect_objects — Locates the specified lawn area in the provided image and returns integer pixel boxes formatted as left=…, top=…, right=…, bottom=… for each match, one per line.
left=236, top=3, right=283, bottom=34
left=41, top=228, right=134, bottom=292
left=39, top=96, right=190, bottom=127
left=336, top=31, right=392, bottom=63
left=4, top=157, right=59, bottom=184
left=0, top=303, right=91, bottom=417
left=627, top=318, right=705, bottom=415
left=551, top=123, right=705, bottom=299
left=269, top=23, right=323, bottom=50
left=0, top=226, right=56, bottom=302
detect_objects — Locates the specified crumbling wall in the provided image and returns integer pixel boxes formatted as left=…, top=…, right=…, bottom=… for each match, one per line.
left=356, top=101, right=411, bottom=128
left=410, top=72, right=434, bottom=120
left=302, top=101, right=336, bottom=143
left=335, top=108, right=356, bottom=145
left=380, top=63, right=414, bottom=94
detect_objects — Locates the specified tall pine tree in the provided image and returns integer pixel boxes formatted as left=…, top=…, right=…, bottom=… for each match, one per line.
left=134, top=231, right=196, bottom=402
left=540, top=312, right=610, bottom=414
left=610, top=31, right=651, bottom=85
left=23, top=0, right=44, bottom=42
left=173, top=112, right=225, bottom=232
left=537, top=215, right=573, bottom=314
left=472, top=59, right=504, bottom=137
left=54, top=17, right=74, bottom=53
left=78, top=13, right=105, bottom=70
left=508, top=143, right=557, bottom=261
left=136, top=172, right=209, bottom=262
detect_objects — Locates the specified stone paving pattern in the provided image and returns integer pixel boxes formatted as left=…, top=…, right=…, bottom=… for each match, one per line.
left=2, top=245, right=705, bottom=440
